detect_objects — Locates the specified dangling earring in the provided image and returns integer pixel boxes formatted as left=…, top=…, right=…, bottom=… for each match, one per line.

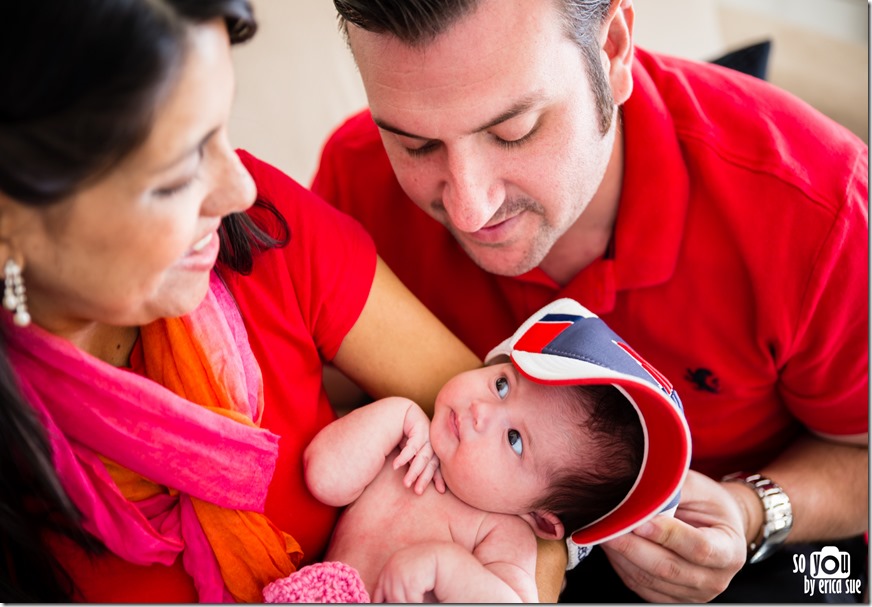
left=3, top=258, right=31, bottom=327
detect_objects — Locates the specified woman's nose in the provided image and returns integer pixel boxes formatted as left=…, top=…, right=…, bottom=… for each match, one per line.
left=201, top=132, right=257, bottom=218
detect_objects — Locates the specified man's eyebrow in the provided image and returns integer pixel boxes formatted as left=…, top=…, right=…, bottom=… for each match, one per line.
left=372, top=95, right=541, bottom=141
left=475, top=96, right=538, bottom=133
left=372, top=119, right=428, bottom=140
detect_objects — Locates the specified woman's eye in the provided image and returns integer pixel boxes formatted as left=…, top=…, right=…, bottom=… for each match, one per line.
left=153, top=177, right=196, bottom=199
left=495, top=376, right=509, bottom=399
left=152, top=142, right=207, bottom=199
left=508, top=429, right=523, bottom=456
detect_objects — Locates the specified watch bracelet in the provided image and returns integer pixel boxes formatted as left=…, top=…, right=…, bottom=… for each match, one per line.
left=721, top=471, right=794, bottom=564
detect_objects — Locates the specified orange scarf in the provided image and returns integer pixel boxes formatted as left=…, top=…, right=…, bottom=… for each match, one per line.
left=8, top=272, right=301, bottom=602
left=135, top=313, right=302, bottom=602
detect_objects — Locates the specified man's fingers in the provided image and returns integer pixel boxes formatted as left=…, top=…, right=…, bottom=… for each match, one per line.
left=605, top=547, right=694, bottom=603
left=603, top=518, right=742, bottom=602
left=606, top=530, right=700, bottom=590
left=632, top=516, right=742, bottom=569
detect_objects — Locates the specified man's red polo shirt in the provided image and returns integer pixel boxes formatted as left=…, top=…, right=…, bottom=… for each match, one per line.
left=312, top=47, right=868, bottom=477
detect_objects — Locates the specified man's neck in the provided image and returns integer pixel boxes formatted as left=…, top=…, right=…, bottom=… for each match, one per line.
left=539, top=126, right=624, bottom=287
left=538, top=223, right=613, bottom=286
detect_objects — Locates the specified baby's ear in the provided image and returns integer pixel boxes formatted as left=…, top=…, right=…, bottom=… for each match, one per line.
left=520, top=511, right=565, bottom=541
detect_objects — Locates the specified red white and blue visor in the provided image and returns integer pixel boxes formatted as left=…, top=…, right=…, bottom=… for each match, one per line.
left=485, top=298, right=691, bottom=550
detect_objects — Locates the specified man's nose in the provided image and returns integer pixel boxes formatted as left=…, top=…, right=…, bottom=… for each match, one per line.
left=441, top=148, right=503, bottom=233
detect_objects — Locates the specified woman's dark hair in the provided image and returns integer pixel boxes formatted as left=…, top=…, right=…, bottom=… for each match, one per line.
left=333, top=0, right=615, bottom=133
left=0, top=1, right=285, bottom=600
left=532, top=384, right=645, bottom=536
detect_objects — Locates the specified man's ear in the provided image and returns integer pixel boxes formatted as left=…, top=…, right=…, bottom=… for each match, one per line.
left=520, top=510, right=565, bottom=541
left=601, top=0, right=635, bottom=105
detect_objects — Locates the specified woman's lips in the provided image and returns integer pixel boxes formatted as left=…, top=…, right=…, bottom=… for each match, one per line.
left=190, top=232, right=214, bottom=252
left=179, top=230, right=220, bottom=272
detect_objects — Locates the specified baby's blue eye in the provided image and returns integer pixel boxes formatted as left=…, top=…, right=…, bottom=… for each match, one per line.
left=508, top=429, right=523, bottom=456
left=495, top=376, right=509, bottom=399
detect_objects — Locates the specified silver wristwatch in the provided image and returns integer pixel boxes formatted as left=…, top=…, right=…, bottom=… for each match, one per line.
left=721, top=472, right=793, bottom=564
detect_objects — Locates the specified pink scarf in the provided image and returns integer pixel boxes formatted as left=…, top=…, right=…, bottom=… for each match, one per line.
left=5, top=272, right=300, bottom=602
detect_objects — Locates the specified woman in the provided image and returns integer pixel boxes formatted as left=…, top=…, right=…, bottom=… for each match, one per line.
left=0, top=1, right=482, bottom=601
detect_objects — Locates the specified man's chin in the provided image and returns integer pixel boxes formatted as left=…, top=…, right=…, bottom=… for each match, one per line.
left=461, top=245, right=541, bottom=277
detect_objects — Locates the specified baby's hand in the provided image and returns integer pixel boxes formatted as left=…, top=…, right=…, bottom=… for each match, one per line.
left=393, top=404, right=445, bottom=495
left=373, top=544, right=439, bottom=603
left=395, top=440, right=445, bottom=496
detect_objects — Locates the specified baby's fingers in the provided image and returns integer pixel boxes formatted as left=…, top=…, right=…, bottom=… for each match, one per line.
left=412, top=455, right=442, bottom=495
left=403, top=449, right=435, bottom=492
left=433, top=467, right=446, bottom=494
left=393, top=441, right=418, bottom=470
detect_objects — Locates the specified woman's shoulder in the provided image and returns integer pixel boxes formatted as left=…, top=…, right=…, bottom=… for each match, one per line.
left=226, top=150, right=377, bottom=361
left=236, top=149, right=315, bottom=214
left=237, top=148, right=375, bottom=240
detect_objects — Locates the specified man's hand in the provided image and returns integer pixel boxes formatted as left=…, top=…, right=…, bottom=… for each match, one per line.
left=600, top=470, right=747, bottom=602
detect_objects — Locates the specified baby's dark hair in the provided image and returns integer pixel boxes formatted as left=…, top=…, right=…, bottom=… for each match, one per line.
left=532, top=384, right=644, bottom=536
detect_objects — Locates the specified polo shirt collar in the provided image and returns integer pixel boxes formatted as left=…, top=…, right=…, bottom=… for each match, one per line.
left=613, top=51, right=689, bottom=292
left=521, top=51, right=690, bottom=314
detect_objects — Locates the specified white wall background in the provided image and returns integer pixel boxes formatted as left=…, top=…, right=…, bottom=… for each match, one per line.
left=229, top=0, right=869, bottom=184
left=230, top=1, right=365, bottom=185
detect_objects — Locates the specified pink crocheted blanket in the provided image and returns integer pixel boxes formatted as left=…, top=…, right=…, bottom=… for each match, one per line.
left=263, top=561, right=370, bottom=603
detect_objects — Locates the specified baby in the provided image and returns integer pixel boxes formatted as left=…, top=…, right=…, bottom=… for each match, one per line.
left=269, top=298, right=690, bottom=602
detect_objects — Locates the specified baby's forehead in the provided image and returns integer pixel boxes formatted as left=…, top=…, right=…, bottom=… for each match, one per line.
left=491, top=359, right=606, bottom=425
left=517, top=379, right=595, bottom=468
left=517, top=375, right=592, bottom=420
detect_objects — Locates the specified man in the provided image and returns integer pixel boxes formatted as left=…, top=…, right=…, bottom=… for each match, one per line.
left=312, top=0, right=868, bottom=601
